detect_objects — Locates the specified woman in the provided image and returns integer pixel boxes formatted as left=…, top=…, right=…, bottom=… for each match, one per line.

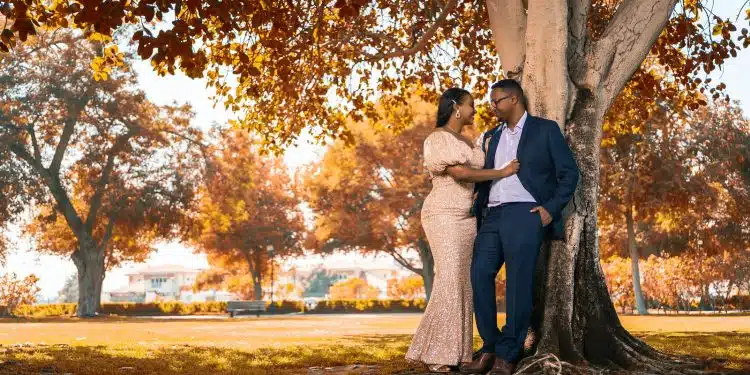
left=405, top=88, right=519, bottom=372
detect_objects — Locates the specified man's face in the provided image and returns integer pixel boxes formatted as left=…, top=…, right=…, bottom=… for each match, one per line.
left=490, top=88, right=514, bottom=122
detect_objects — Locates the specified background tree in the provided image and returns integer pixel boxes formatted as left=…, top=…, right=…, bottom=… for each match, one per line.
left=57, top=273, right=79, bottom=304
left=303, top=268, right=338, bottom=298
left=598, top=68, right=697, bottom=315
left=4, top=0, right=750, bottom=369
left=600, top=256, right=636, bottom=313
left=329, top=278, right=380, bottom=300
left=193, top=129, right=306, bottom=300
left=0, top=273, right=40, bottom=317
left=675, top=113, right=749, bottom=309
left=193, top=266, right=256, bottom=300
left=0, top=32, right=205, bottom=317
left=600, top=97, right=749, bottom=314
left=387, top=275, right=426, bottom=300
left=641, top=254, right=697, bottom=312
left=275, top=282, right=303, bottom=300
left=724, top=248, right=750, bottom=300
left=303, top=95, right=446, bottom=299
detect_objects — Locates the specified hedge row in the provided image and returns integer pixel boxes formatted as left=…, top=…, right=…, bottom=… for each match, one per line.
left=10, top=295, right=750, bottom=318
left=10, top=299, right=428, bottom=317
left=12, top=301, right=228, bottom=317
left=306, top=299, right=427, bottom=313
left=705, top=295, right=750, bottom=311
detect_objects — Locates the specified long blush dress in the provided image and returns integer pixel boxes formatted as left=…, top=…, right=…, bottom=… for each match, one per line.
left=406, top=130, right=484, bottom=365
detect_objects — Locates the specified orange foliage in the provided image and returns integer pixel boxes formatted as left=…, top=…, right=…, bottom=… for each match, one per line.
left=2, top=1, right=745, bottom=149
left=387, top=276, right=425, bottom=300
left=192, top=129, right=306, bottom=300
left=601, top=256, right=637, bottom=313
left=0, top=32, right=205, bottom=315
left=329, top=278, right=380, bottom=300
left=302, top=95, right=462, bottom=298
left=0, top=273, right=40, bottom=317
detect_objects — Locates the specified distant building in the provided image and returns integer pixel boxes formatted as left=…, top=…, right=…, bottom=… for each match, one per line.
left=104, top=264, right=237, bottom=303
left=294, top=263, right=414, bottom=300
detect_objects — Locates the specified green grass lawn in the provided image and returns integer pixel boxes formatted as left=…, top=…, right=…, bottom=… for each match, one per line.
left=1, top=314, right=748, bottom=374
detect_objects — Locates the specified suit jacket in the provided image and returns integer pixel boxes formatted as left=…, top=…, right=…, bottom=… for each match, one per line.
left=471, top=115, right=579, bottom=239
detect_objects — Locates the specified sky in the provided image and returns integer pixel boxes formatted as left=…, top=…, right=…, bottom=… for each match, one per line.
left=3, top=1, right=750, bottom=300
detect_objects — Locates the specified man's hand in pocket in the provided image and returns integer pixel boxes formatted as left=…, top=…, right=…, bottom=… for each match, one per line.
left=530, top=206, right=552, bottom=226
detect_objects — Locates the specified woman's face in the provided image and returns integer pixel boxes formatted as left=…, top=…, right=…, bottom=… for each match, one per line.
left=457, top=95, right=476, bottom=126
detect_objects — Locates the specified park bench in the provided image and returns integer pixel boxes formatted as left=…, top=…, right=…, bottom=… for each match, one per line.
left=227, top=300, right=266, bottom=317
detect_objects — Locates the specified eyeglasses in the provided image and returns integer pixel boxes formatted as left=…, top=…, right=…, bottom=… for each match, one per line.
left=491, top=95, right=512, bottom=107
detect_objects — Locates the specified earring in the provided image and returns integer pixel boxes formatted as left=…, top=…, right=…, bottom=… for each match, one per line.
left=456, top=111, right=461, bottom=119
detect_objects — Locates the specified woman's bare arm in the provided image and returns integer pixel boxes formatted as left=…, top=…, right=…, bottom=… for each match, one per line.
left=445, top=160, right=519, bottom=183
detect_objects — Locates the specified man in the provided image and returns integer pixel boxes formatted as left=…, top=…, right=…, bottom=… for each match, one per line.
left=461, top=79, right=579, bottom=375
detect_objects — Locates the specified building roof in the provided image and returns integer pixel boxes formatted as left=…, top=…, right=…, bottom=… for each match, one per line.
left=126, top=264, right=203, bottom=276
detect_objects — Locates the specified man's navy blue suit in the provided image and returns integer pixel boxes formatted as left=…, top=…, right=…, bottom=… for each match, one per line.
left=470, top=115, right=579, bottom=362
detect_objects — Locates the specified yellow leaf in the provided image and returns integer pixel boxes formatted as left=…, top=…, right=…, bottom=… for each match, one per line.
left=88, top=32, right=113, bottom=43
left=712, top=24, right=722, bottom=36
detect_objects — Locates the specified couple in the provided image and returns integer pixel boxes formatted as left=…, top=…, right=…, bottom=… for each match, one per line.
left=405, top=79, right=579, bottom=374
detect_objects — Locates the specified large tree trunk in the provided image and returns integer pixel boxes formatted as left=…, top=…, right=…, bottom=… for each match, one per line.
left=527, top=93, right=693, bottom=372
left=391, top=239, right=435, bottom=302
left=626, top=205, right=648, bottom=315
left=71, top=236, right=105, bottom=318
left=485, top=0, right=705, bottom=372
left=251, top=267, right=263, bottom=301
left=420, top=250, right=435, bottom=302
left=244, top=251, right=264, bottom=300
left=253, top=275, right=263, bottom=300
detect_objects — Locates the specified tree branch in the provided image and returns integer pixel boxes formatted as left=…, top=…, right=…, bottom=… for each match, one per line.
left=26, top=122, right=42, bottom=163
left=567, top=0, right=591, bottom=82
left=383, top=244, right=422, bottom=275
left=589, top=0, right=678, bottom=109
left=85, top=129, right=137, bottom=234
left=9, top=142, right=42, bottom=173
left=521, top=0, right=571, bottom=124
left=486, top=0, right=528, bottom=78
left=364, top=0, right=457, bottom=61
left=100, top=215, right=116, bottom=251
left=49, top=116, right=78, bottom=175
left=2, top=136, right=86, bottom=241
left=49, top=84, right=95, bottom=174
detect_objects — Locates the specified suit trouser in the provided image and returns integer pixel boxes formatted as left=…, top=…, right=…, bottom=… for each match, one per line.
left=471, top=202, right=544, bottom=362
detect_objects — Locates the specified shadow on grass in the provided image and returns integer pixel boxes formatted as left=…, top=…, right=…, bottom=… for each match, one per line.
left=0, top=335, right=417, bottom=375
left=1, top=333, right=748, bottom=374
left=635, top=331, right=750, bottom=373
left=0, top=314, right=328, bottom=324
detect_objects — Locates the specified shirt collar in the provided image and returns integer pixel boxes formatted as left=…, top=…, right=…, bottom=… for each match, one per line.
left=502, top=111, right=528, bottom=132
left=516, top=111, right=528, bottom=130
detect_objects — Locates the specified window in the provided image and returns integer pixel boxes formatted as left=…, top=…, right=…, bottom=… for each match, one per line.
left=151, top=277, right=168, bottom=288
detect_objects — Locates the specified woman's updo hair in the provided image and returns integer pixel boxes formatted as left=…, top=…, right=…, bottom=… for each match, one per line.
left=436, top=88, right=471, bottom=128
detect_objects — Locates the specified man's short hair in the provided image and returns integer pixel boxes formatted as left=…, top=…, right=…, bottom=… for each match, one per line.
left=491, top=79, right=526, bottom=108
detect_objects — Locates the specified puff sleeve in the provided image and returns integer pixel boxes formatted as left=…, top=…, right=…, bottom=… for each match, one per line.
left=423, top=131, right=470, bottom=174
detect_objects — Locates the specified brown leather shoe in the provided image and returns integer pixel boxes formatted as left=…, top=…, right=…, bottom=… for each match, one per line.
left=487, top=359, right=514, bottom=375
left=459, top=353, right=495, bottom=374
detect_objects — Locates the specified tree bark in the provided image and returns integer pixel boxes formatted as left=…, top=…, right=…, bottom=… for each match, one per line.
left=486, top=0, right=701, bottom=371
left=71, top=237, right=105, bottom=318
left=419, top=246, right=435, bottom=302
left=250, top=252, right=264, bottom=301
left=383, top=239, right=435, bottom=301
left=253, top=272, right=263, bottom=301
left=626, top=205, right=648, bottom=315
left=528, top=94, right=692, bottom=371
